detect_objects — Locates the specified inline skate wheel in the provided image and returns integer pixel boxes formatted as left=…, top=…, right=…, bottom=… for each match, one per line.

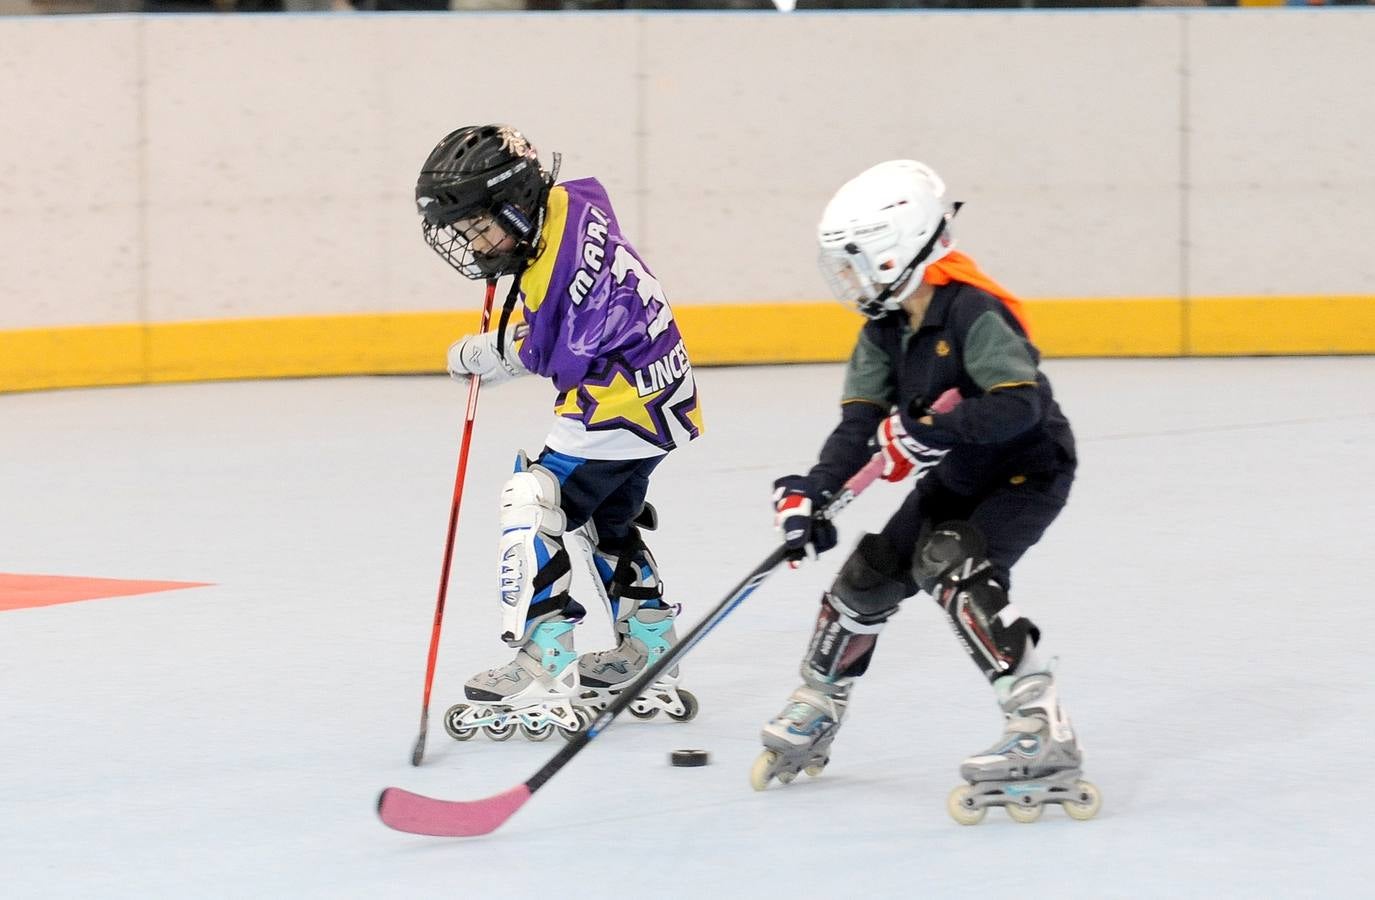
left=803, top=758, right=828, bottom=778
left=1063, top=780, right=1102, bottom=821
left=520, top=721, right=554, bottom=742
left=628, top=704, right=659, bottom=720
left=442, top=704, right=477, bottom=742
left=946, top=785, right=987, bottom=826
left=1005, top=800, right=1043, bottom=823
left=557, top=706, right=593, bottom=742
left=749, top=750, right=779, bottom=791
left=666, top=689, right=699, bottom=722
left=483, top=720, right=516, bottom=741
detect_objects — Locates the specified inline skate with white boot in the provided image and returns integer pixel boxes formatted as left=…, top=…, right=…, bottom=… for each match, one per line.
left=947, top=667, right=1101, bottom=824
left=912, top=521, right=1102, bottom=822
left=572, top=510, right=698, bottom=722
left=445, top=619, right=592, bottom=741
left=752, top=534, right=903, bottom=790
left=443, top=457, right=594, bottom=742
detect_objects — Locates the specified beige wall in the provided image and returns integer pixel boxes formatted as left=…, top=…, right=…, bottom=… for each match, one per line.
left=1188, top=11, right=1375, bottom=297
left=0, top=10, right=1372, bottom=331
left=0, top=17, right=142, bottom=328
left=641, top=12, right=1183, bottom=302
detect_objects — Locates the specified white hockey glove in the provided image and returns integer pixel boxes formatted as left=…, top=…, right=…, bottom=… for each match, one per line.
left=446, top=331, right=528, bottom=387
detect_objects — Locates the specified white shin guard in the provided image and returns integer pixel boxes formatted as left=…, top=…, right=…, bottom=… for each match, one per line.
left=498, top=465, right=573, bottom=645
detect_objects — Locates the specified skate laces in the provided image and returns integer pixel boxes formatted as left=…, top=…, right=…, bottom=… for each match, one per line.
left=1004, top=714, right=1045, bottom=735
left=782, top=689, right=839, bottom=725
left=781, top=701, right=819, bottom=725
left=585, top=644, right=635, bottom=666
left=481, top=658, right=529, bottom=683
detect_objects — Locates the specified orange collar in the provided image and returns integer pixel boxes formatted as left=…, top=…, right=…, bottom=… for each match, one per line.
left=924, top=251, right=1032, bottom=337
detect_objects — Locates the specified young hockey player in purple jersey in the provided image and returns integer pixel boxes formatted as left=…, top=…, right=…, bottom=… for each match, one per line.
left=415, top=124, right=703, bottom=740
left=752, top=160, right=1100, bottom=825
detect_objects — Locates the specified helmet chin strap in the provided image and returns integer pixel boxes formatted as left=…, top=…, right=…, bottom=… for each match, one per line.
left=868, top=201, right=963, bottom=313
left=495, top=151, right=562, bottom=361
left=495, top=271, right=524, bottom=361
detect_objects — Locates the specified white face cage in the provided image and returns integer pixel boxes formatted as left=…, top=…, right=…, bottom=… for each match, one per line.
left=817, top=205, right=959, bottom=320
left=818, top=246, right=904, bottom=318
left=815, top=159, right=961, bottom=319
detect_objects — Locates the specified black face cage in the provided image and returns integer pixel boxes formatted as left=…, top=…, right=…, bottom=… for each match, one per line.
left=420, top=209, right=530, bottom=280
left=420, top=155, right=559, bottom=281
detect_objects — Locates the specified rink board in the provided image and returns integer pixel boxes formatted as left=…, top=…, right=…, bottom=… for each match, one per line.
left=3, top=11, right=1375, bottom=392
left=4, top=294, right=1375, bottom=392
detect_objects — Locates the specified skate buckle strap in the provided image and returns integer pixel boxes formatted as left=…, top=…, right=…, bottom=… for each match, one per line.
left=627, top=615, right=674, bottom=655
left=528, top=621, right=578, bottom=675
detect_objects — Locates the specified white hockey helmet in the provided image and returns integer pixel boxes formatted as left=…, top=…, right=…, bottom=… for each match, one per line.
left=817, top=160, right=960, bottom=319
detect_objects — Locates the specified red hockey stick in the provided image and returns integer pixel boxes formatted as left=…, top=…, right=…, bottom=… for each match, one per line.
left=409, top=278, right=499, bottom=767
left=378, top=454, right=885, bottom=836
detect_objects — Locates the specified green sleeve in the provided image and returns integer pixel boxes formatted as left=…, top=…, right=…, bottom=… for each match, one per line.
left=841, top=330, right=895, bottom=409
left=964, top=311, right=1038, bottom=392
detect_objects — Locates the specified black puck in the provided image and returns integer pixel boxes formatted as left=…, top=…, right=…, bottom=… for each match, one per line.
left=670, top=749, right=710, bottom=767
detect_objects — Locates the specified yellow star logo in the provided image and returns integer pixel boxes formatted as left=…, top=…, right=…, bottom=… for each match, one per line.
left=685, top=398, right=705, bottom=435
left=584, top=370, right=662, bottom=435
left=554, top=389, right=581, bottom=418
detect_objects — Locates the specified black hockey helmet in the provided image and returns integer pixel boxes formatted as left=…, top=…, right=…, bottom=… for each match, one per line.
left=415, top=124, right=556, bottom=279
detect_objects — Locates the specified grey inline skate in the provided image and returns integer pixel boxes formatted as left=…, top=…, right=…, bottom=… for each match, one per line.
left=947, top=669, right=1101, bottom=824
left=750, top=681, right=849, bottom=790
left=443, top=620, right=593, bottom=742
left=577, top=602, right=699, bottom=721
left=571, top=517, right=698, bottom=722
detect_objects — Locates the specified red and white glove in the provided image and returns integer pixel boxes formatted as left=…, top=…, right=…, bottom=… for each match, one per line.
left=772, top=475, right=837, bottom=568
left=875, top=415, right=948, bottom=483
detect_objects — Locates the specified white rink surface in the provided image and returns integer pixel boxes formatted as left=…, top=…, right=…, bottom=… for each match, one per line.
left=3, top=358, right=1373, bottom=899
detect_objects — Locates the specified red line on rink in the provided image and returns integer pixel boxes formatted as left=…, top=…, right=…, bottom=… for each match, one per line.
left=0, top=573, right=211, bottom=612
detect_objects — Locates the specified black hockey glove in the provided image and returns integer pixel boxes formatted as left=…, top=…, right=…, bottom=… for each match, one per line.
left=772, top=475, right=838, bottom=568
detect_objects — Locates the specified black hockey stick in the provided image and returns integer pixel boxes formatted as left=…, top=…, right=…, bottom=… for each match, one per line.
left=377, top=456, right=884, bottom=836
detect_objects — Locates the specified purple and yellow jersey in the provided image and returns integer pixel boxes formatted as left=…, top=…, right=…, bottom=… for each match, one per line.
left=514, top=178, right=703, bottom=460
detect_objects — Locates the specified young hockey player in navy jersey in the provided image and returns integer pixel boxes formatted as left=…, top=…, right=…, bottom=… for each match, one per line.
left=415, top=124, right=703, bottom=740
left=753, top=160, right=1100, bottom=824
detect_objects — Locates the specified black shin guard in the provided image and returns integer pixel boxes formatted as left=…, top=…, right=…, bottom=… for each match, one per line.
left=917, top=521, right=1039, bottom=681
left=802, top=597, right=884, bottom=684
left=802, top=533, right=909, bottom=684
